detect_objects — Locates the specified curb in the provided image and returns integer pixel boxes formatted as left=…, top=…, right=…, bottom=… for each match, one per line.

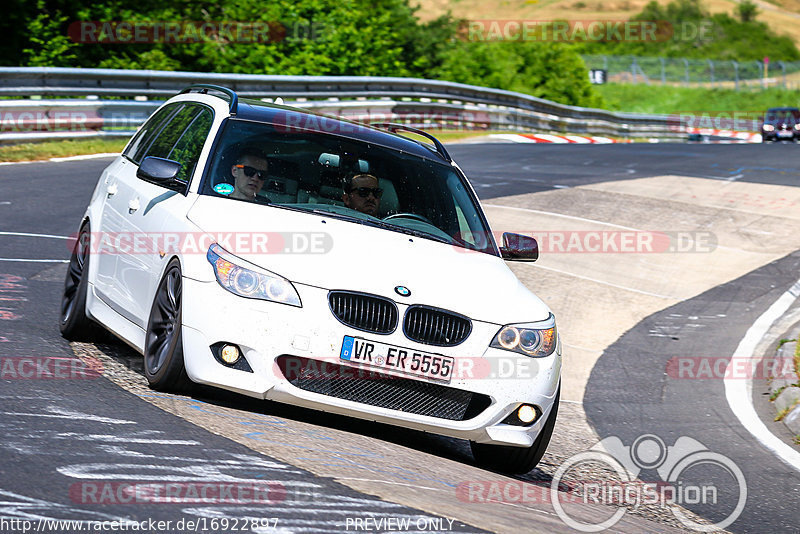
left=686, top=128, right=761, bottom=143
left=488, top=133, right=631, bottom=144
left=770, top=336, right=800, bottom=436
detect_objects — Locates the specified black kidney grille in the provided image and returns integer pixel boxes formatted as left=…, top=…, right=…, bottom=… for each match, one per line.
left=277, top=356, right=491, bottom=421
left=404, top=306, right=471, bottom=346
left=328, top=291, right=398, bottom=334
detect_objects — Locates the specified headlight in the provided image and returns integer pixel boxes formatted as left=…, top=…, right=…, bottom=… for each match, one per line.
left=794, top=123, right=800, bottom=130
left=763, top=124, right=775, bottom=132
left=490, top=314, right=557, bottom=357
left=206, top=243, right=301, bottom=307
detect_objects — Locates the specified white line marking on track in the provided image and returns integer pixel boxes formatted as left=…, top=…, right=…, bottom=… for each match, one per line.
left=0, top=258, right=68, bottom=263
left=483, top=204, right=643, bottom=231
left=0, top=153, right=118, bottom=166
left=57, top=434, right=199, bottom=445
left=0, top=231, right=69, bottom=240
left=563, top=342, right=601, bottom=353
left=527, top=263, right=679, bottom=299
left=48, top=153, right=118, bottom=162
left=483, top=204, right=747, bottom=252
left=335, top=478, right=447, bottom=492
left=1, top=412, right=136, bottom=424
left=724, top=278, right=800, bottom=472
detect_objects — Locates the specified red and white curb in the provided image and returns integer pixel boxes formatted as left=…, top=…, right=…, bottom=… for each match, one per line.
left=489, top=133, right=629, bottom=144
left=687, top=128, right=761, bottom=143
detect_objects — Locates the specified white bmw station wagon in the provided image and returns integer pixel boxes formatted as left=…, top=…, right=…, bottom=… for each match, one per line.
left=60, top=85, right=562, bottom=473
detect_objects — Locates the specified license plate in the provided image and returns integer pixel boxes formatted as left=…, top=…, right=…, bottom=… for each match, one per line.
left=340, top=336, right=454, bottom=383
left=778, top=130, right=793, bottom=137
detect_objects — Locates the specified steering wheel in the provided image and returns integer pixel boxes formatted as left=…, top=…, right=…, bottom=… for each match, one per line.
left=383, top=212, right=434, bottom=225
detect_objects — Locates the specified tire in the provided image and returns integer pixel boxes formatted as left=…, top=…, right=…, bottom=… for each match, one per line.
left=144, top=259, right=191, bottom=392
left=471, top=385, right=560, bottom=474
left=60, top=223, right=96, bottom=340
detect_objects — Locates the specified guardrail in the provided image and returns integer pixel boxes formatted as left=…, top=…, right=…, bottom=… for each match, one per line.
left=0, top=67, right=686, bottom=143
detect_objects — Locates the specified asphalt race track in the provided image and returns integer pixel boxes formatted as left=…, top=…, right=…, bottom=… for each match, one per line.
left=1, top=143, right=799, bottom=533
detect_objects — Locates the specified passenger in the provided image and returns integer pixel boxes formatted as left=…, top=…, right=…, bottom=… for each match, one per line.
left=342, top=173, right=382, bottom=216
left=229, top=148, right=269, bottom=201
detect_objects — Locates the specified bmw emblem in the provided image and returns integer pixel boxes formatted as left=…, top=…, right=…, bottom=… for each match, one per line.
left=394, top=285, right=411, bottom=297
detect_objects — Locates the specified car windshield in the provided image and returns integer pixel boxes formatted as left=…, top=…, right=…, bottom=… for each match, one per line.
left=200, top=118, right=496, bottom=254
left=765, top=108, right=800, bottom=122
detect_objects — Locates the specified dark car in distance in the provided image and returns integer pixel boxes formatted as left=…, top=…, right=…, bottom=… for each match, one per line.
left=761, top=107, right=800, bottom=142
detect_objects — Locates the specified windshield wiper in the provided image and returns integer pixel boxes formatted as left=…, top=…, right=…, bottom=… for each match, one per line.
left=378, top=222, right=453, bottom=244
left=309, top=208, right=455, bottom=245
left=310, top=209, right=386, bottom=229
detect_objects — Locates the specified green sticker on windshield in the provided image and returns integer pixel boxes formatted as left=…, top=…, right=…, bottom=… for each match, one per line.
left=214, top=183, right=234, bottom=195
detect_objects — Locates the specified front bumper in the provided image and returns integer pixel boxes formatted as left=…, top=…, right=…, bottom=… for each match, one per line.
left=763, top=130, right=799, bottom=141
left=180, top=277, right=562, bottom=447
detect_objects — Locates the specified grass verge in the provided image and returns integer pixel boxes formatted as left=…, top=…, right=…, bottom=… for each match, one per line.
left=0, top=138, right=127, bottom=163
left=596, top=84, right=800, bottom=115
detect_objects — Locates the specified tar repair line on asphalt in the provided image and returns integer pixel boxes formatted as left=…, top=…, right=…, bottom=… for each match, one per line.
left=725, top=277, right=800, bottom=472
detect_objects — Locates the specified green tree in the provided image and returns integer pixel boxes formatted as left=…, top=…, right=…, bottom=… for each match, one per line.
left=577, top=0, right=798, bottom=61
left=22, top=0, right=78, bottom=66
left=434, top=40, right=603, bottom=108
left=10, top=0, right=602, bottom=107
left=736, top=0, right=759, bottom=23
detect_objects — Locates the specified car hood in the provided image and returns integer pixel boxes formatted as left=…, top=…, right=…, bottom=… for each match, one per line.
left=187, top=196, right=551, bottom=325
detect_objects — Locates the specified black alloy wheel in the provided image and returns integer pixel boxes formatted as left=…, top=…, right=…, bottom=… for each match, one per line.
left=144, top=259, right=191, bottom=392
left=60, top=223, right=96, bottom=340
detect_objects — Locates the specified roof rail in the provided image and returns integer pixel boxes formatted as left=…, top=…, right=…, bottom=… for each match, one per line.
left=180, top=84, right=238, bottom=114
left=370, top=123, right=451, bottom=162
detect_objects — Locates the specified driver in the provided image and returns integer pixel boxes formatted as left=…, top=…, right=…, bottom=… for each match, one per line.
left=229, top=147, right=269, bottom=201
left=342, top=173, right=382, bottom=216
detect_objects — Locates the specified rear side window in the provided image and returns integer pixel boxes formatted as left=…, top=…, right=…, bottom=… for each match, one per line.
left=124, top=103, right=181, bottom=164
left=143, top=105, right=205, bottom=162
left=167, top=107, right=214, bottom=183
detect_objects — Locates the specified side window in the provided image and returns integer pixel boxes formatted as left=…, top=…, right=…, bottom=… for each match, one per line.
left=143, top=105, right=203, bottom=161
left=167, top=107, right=214, bottom=183
left=124, top=104, right=182, bottom=164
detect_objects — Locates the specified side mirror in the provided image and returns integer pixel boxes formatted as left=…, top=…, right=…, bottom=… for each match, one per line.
left=137, top=156, right=182, bottom=184
left=500, top=232, right=538, bottom=262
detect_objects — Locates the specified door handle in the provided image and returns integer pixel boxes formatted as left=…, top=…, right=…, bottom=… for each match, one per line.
left=128, top=197, right=140, bottom=214
left=106, top=183, right=118, bottom=197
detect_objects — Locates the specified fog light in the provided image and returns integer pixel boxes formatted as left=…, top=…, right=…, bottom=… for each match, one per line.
left=220, top=344, right=241, bottom=365
left=517, top=404, right=537, bottom=424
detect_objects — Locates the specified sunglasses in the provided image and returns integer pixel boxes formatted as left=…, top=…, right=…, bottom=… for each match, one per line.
left=349, top=187, right=383, bottom=199
left=235, top=165, right=267, bottom=179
